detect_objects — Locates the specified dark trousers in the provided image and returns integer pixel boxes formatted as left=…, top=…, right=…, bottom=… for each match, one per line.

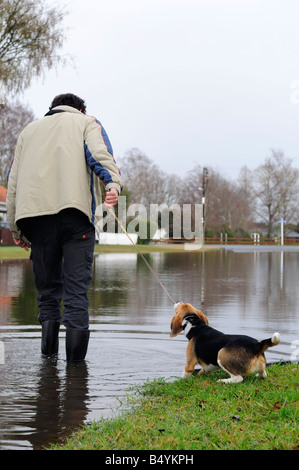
left=18, top=209, right=95, bottom=330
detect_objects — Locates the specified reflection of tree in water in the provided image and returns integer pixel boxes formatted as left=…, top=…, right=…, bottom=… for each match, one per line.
left=197, top=250, right=299, bottom=328
left=1, top=250, right=298, bottom=330
left=89, top=254, right=135, bottom=316
left=260, top=252, right=298, bottom=322
left=89, top=252, right=177, bottom=324
left=12, top=264, right=38, bottom=325
left=0, top=260, right=38, bottom=325
left=88, top=250, right=299, bottom=329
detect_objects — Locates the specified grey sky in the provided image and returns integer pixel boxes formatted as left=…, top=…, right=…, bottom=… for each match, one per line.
left=24, top=0, right=299, bottom=180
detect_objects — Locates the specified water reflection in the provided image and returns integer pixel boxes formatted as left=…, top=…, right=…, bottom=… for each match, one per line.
left=0, top=260, right=37, bottom=326
left=0, top=249, right=298, bottom=450
left=0, top=348, right=89, bottom=450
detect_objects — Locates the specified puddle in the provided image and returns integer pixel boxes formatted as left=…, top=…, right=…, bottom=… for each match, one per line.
left=0, top=250, right=298, bottom=449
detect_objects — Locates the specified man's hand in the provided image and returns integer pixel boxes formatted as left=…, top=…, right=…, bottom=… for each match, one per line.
left=104, top=188, right=119, bottom=208
left=13, top=238, right=30, bottom=251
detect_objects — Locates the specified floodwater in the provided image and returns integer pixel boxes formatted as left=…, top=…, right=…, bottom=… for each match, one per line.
left=0, top=247, right=298, bottom=450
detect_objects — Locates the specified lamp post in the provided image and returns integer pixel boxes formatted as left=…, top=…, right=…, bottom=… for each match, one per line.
left=198, top=167, right=209, bottom=245
left=279, top=218, right=286, bottom=246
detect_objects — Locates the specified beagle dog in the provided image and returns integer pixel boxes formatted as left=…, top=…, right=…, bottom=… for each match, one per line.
left=170, top=302, right=280, bottom=383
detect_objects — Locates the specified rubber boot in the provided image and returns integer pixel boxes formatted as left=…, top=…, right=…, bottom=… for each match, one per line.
left=66, top=328, right=90, bottom=362
left=41, top=320, right=60, bottom=358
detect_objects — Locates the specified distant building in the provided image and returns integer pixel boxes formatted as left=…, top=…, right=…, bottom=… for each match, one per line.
left=286, top=230, right=299, bottom=243
left=0, top=186, right=14, bottom=245
left=0, top=186, right=7, bottom=227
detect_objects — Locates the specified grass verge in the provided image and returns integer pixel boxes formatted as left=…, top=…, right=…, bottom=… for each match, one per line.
left=0, top=243, right=215, bottom=260
left=93, top=243, right=187, bottom=254
left=0, top=246, right=31, bottom=260
left=51, top=363, right=298, bottom=450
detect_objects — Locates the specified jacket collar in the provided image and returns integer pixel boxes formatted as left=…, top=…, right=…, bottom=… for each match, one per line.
left=45, top=109, right=65, bottom=116
left=45, top=105, right=83, bottom=116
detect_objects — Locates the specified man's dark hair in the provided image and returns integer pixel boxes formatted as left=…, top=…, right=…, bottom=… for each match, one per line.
left=50, top=93, right=87, bottom=114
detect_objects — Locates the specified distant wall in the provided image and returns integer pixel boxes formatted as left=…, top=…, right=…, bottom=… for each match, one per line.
left=0, top=228, right=14, bottom=246
left=97, top=232, right=138, bottom=245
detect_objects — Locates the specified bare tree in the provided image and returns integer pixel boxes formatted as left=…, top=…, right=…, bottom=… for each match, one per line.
left=0, top=0, right=67, bottom=93
left=119, top=148, right=299, bottom=239
left=236, top=165, right=256, bottom=230
left=0, top=100, right=35, bottom=185
left=183, top=164, right=254, bottom=235
left=119, top=148, right=183, bottom=208
left=253, top=150, right=299, bottom=236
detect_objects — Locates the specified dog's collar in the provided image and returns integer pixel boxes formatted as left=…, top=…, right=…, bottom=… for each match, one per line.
left=182, top=314, right=196, bottom=329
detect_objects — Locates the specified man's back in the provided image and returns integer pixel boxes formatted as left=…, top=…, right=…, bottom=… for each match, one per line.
left=14, top=107, right=91, bottom=220
left=7, top=104, right=122, bottom=234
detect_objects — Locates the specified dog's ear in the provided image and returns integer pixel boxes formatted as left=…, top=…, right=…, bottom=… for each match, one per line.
left=183, top=303, right=208, bottom=325
left=194, top=308, right=209, bottom=325
left=170, top=315, right=183, bottom=338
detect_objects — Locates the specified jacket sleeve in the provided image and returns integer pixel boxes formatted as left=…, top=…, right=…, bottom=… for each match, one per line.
left=84, top=117, right=123, bottom=194
left=6, top=135, right=22, bottom=239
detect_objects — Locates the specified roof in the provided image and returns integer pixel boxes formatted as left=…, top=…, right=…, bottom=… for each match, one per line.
left=0, top=186, right=7, bottom=203
left=286, top=231, right=299, bottom=238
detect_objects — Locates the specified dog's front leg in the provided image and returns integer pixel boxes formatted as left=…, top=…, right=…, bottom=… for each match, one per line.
left=182, top=341, right=198, bottom=378
left=182, top=368, right=193, bottom=378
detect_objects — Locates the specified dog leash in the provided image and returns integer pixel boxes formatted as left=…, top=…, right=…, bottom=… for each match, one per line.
left=106, top=206, right=176, bottom=305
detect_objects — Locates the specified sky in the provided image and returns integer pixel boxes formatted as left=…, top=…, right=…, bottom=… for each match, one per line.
left=23, top=0, right=299, bottom=181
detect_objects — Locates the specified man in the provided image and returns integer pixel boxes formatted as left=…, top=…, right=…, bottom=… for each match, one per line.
left=6, top=93, right=123, bottom=362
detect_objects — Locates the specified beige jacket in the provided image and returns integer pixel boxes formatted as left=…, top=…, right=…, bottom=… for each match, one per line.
left=6, top=105, right=122, bottom=239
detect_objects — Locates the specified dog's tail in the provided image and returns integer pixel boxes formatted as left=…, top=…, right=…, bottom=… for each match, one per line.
left=259, top=332, right=280, bottom=353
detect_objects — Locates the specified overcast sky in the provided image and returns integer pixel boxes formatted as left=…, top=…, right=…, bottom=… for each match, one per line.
left=23, top=0, right=299, bottom=180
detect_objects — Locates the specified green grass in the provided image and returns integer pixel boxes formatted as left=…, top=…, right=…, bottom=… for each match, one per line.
left=0, top=246, right=31, bottom=260
left=0, top=243, right=213, bottom=260
left=51, top=363, right=298, bottom=450
left=94, top=243, right=187, bottom=254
